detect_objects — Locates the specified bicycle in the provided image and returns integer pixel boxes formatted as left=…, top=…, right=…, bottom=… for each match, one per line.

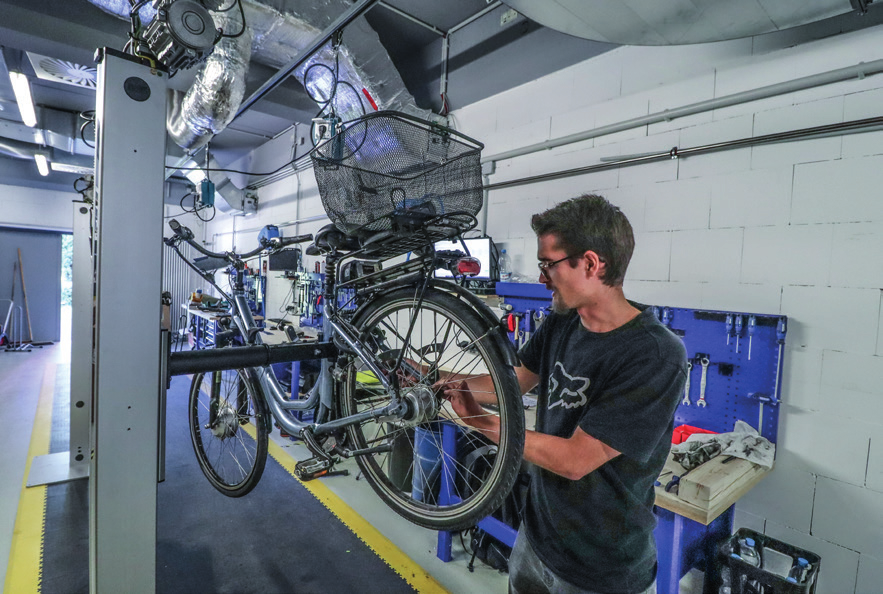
left=164, top=111, right=525, bottom=531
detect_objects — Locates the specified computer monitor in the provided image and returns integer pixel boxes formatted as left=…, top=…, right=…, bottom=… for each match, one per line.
left=433, top=237, right=499, bottom=281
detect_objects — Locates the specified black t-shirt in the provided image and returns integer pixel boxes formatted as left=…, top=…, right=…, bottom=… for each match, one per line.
left=518, top=303, right=686, bottom=594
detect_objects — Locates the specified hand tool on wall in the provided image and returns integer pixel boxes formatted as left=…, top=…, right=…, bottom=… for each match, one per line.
left=734, top=315, right=743, bottom=353
left=725, top=314, right=733, bottom=345
left=662, top=307, right=673, bottom=328
left=17, top=249, right=32, bottom=342
left=521, top=309, right=534, bottom=344
left=696, top=356, right=710, bottom=407
left=681, top=361, right=692, bottom=405
left=747, top=315, right=756, bottom=360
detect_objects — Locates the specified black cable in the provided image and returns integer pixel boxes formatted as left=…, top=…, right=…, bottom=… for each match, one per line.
left=214, top=0, right=239, bottom=12
left=303, top=62, right=337, bottom=105
left=168, top=154, right=308, bottom=177
left=219, top=0, right=247, bottom=38
left=169, top=191, right=216, bottom=222
left=73, top=176, right=93, bottom=196
left=79, top=110, right=96, bottom=149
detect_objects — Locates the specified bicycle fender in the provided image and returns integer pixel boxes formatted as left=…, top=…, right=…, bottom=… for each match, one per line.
left=430, top=280, right=520, bottom=367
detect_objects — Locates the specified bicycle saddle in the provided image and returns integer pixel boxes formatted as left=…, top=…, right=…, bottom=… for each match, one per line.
left=305, top=224, right=362, bottom=255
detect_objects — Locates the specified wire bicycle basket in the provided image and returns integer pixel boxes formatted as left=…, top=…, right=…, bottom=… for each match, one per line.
left=311, top=111, right=485, bottom=258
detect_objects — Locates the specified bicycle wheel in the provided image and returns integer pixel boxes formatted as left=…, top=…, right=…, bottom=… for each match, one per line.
left=341, top=286, right=524, bottom=531
left=189, top=368, right=269, bottom=497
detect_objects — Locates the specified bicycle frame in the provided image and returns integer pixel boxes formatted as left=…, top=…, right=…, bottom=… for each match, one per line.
left=167, top=231, right=459, bottom=446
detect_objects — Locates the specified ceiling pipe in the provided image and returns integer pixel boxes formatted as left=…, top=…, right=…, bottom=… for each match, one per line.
left=483, top=58, right=883, bottom=164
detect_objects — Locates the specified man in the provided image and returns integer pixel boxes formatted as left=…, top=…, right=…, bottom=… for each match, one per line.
left=445, top=194, right=686, bottom=594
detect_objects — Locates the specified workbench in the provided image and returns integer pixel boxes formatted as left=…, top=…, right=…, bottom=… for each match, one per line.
left=182, top=304, right=263, bottom=349
left=182, top=304, right=228, bottom=349
left=654, top=452, right=772, bottom=593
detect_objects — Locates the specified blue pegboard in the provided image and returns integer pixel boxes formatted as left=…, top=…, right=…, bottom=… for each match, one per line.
left=495, top=283, right=787, bottom=445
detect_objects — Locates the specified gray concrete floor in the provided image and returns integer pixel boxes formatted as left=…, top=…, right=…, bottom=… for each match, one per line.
left=0, top=309, right=70, bottom=592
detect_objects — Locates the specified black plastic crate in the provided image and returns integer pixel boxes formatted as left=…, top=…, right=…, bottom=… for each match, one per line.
left=310, top=111, right=484, bottom=258
left=721, top=528, right=821, bottom=594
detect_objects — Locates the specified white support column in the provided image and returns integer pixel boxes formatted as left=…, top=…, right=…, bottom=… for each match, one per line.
left=69, top=201, right=93, bottom=471
left=90, top=49, right=167, bottom=594
left=25, top=201, right=94, bottom=487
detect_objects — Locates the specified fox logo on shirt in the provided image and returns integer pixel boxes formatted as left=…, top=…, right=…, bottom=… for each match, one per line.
left=547, top=362, right=591, bottom=410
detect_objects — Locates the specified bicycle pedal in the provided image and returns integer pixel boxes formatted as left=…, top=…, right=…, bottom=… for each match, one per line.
left=294, top=456, right=336, bottom=481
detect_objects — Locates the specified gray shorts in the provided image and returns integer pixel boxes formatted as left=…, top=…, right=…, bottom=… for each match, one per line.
left=508, top=530, right=657, bottom=594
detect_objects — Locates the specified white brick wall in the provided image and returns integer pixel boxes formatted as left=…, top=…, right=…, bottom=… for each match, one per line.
left=857, top=554, right=883, bottom=594
left=741, top=224, right=833, bottom=286
left=813, top=478, right=883, bottom=557
left=792, top=156, right=883, bottom=224
left=451, top=22, right=883, bottom=593
left=781, top=286, right=880, bottom=354
left=669, top=228, right=744, bottom=283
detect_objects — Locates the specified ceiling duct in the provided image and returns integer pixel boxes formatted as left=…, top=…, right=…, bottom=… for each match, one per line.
left=86, top=0, right=430, bottom=154
left=166, top=5, right=253, bottom=150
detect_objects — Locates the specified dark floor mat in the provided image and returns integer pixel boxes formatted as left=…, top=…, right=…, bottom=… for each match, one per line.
left=40, top=373, right=417, bottom=594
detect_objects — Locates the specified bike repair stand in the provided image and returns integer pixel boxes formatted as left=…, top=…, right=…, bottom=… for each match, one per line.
left=88, top=49, right=167, bottom=594
left=26, top=201, right=93, bottom=486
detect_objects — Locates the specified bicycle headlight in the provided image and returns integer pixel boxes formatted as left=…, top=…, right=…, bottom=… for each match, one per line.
left=142, top=0, right=218, bottom=74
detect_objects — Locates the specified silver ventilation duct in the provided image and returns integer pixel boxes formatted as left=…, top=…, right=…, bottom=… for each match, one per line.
left=86, top=0, right=429, bottom=153
left=166, top=5, right=253, bottom=149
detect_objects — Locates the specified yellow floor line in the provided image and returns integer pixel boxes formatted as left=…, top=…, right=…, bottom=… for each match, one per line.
left=4, top=363, right=55, bottom=594
left=253, top=427, right=447, bottom=594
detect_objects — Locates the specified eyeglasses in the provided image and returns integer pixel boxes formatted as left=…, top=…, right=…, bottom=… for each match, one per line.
left=537, top=254, right=579, bottom=275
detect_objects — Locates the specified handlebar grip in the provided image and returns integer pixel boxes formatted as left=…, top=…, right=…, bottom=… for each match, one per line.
left=272, top=234, right=313, bottom=248
left=168, top=219, right=194, bottom=240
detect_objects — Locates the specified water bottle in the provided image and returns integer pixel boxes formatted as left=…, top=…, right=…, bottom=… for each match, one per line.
left=786, top=557, right=810, bottom=584
left=739, top=537, right=761, bottom=567
left=499, top=249, right=512, bottom=282
left=719, top=566, right=732, bottom=594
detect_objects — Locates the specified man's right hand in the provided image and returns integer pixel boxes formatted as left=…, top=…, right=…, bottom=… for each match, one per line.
left=441, top=380, right=500, bottom=442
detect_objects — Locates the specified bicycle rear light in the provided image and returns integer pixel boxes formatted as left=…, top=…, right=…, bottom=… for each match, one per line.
left=456, top=257, right=481, bottom=277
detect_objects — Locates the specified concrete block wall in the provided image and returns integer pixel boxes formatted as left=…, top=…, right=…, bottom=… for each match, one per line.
left=451, top=23, right=883, bottom=594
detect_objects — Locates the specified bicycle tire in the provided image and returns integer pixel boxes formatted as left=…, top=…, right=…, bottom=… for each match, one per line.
left=189, top=368, right=269, bottom=497
left=341, top=286, right=524, bottom=531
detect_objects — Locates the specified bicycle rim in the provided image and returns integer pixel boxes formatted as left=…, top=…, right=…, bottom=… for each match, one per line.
left=341, top=287, right=523, bottom=531
left=189, top=368, right=269, bottom=497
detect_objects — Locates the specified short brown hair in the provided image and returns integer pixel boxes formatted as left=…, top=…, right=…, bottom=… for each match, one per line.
left=530, top=194, right=634, bottom=287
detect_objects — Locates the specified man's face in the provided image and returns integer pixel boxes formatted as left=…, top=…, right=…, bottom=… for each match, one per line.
left=536, top=234, right=583, bottom=314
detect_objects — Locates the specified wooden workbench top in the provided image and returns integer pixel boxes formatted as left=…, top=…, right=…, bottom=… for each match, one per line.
left=654, top=451, right=772, bottom=525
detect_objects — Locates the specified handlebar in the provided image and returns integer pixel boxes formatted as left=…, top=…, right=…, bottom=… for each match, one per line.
left=167, top=219, right=313, bottom=261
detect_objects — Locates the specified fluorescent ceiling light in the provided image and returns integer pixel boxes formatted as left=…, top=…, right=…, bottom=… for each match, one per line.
left=34, top=153, right=50, bottom=176
left=51, top=162, right=94, bottom=175
left=9, top=71, right=37, bottom=128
